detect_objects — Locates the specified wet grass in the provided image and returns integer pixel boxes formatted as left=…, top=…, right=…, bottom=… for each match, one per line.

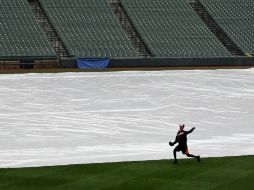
left=0, top=156, right=253, bottom=190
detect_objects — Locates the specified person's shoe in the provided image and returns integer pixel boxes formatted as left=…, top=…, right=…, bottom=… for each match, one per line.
left=173, top=160, right=178, bottom=164
left=197, top=155, right=201, bottom=163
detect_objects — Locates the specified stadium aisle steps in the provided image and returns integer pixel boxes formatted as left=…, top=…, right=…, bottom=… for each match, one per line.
left=189, top=0, right=244, bottom=56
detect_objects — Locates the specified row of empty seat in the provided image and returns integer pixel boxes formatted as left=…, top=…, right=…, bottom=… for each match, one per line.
left=200, top=0, right=254, bottom=55
left=120, top=0, right=231, bottom=57
left=39, top=0, right=139, bottom=58
left=0, top=0, right=253, bottom=59
left=0, top=0, right=56, bottom=58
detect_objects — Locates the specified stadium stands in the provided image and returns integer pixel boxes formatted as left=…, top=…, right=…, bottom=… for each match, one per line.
left=200, top=0, right=254, bottom=55
left=0, top=0, right=56, bottom=58
left=120, top=0, right=232, bottom=57
left=39, top=0, right=139, bottom=58
left=0, top=0, right=253, bottom=68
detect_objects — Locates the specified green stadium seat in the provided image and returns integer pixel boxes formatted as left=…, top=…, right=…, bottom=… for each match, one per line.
left=39, top=0, right=138, bottom=58
left=120, top=0, right=231, bottom=57
left=200, top=0, right=254, bottom=55
left=0, top=0, right=56, bottom=58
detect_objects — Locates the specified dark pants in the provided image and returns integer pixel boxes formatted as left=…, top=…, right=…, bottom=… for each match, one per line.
left=173, top=144, right=197, bottom=162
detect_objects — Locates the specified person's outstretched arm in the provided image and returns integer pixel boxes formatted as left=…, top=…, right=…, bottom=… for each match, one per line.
left=186, top=127, right=195, bottom=135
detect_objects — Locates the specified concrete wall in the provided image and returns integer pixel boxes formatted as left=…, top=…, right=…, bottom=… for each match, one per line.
left=109, top=57, right=254, bottom=67
left=58, top=57, right=254, bottom=69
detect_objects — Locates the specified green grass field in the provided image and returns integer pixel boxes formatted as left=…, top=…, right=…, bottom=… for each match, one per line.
left=0, top=156, right=253, bottom=190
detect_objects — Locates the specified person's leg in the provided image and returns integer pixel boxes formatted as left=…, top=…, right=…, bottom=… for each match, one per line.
left=186, top=153, right=197, bottom=158
left=173, top=149, right=177, bottom=163
left=173, top=146, right=180, bottom=164
left=185, top=148, right=200, bottom=162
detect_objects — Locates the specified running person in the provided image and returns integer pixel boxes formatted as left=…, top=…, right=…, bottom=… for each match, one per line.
left=169, top=124, right=200, bottom=164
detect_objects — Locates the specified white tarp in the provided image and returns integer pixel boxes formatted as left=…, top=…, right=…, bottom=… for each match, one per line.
left=0, top=69, right=253, bottom=168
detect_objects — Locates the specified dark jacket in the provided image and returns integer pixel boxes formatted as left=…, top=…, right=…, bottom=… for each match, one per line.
left=174, top=127, right=195, bottom=147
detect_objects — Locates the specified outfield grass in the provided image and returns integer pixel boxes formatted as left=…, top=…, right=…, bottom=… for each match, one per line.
left=0, top=156, right=253, bottom=190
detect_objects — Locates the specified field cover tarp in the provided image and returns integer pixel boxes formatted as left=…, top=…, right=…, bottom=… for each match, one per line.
left=0, top=69, right=253, bottom=168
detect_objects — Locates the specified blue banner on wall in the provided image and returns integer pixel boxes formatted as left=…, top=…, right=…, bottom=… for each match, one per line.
left=76, top=58, right=109, bottom=69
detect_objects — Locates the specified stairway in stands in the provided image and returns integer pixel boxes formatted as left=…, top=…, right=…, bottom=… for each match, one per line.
left=108, top=0, right=152, bottom=57
left=189, top=0, right=244, bottom=56
left=27, top=0, right=70, bottom=58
